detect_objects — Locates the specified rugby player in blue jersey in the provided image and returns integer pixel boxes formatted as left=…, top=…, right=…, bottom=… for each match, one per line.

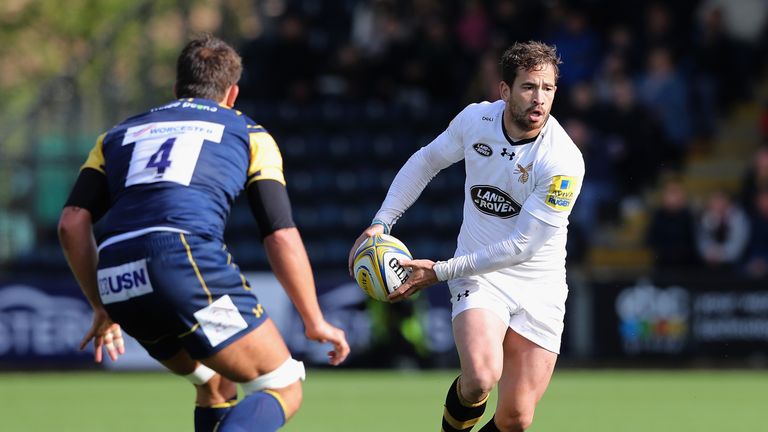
left=58, top=35, right=349, bottom=432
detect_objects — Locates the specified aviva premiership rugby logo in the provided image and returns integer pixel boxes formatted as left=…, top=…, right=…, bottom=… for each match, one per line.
left=470, top=185, right=521, bottom=218
left=545, top=175, right=576, bottom=210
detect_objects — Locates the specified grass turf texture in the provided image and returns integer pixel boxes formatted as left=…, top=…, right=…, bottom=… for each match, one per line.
left=0, top=369, right=765, bottom=431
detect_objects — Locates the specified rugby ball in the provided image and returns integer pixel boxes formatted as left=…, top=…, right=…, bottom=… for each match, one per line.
left=352, top=234, right=412, bottom=302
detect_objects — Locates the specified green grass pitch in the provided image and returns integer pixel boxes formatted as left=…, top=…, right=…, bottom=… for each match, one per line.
left=1, top=369, right=765, bottom=431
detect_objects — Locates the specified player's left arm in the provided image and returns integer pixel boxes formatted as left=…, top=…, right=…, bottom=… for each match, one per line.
left=247, top=129, right=350, bottom=365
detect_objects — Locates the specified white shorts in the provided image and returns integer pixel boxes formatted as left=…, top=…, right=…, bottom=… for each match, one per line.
left=448, top=274, right=566, bottom=354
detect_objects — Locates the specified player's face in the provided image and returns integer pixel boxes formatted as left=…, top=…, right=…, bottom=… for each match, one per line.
left=501, top=64, right=557, bottom=136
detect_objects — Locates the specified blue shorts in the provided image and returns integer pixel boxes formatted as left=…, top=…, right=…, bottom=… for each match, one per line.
left=97, top=232, right=268, bottom=360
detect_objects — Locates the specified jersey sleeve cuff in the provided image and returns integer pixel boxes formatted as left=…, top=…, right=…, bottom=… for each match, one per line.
left=370, top=218, right=390, bottom=234
left=433, top=260, right=452, bottom=281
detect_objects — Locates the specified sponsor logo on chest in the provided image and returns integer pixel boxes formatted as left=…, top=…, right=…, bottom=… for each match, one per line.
left=472, top=143, right=493, bottom=157
left=97, top=259, right=154, bottom=304
left=470, top=185, right=522, bottom=218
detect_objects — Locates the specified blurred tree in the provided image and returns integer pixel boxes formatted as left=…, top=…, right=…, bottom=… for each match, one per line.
left=0, top=0, right=262, bottom=264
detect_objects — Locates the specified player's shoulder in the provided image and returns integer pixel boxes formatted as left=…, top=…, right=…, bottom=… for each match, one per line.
left=456, top=100, right=504, bottom=121
left=451, top=100, right=504, bottom=133
left=240, top=113, right=271, bottom=135
left=540, top=115, right=585, bottom=171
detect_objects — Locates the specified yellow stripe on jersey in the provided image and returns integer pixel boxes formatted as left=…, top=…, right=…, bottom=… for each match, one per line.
left=180, top=233, right=213, bottom=304
left=81, top=132, right=107, bottom=173
left=247, top=131, right=286, bottom=186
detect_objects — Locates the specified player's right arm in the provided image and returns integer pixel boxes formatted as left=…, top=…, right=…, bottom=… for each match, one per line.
left=247, top=128, right=350, bottom=365
left=59, top=134, right=125, bottom=362
left=347, top=107, right=468, bottom=273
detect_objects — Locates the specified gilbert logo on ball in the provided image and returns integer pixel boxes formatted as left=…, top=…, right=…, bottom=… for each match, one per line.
left=352, top=234, right=412, bottom=302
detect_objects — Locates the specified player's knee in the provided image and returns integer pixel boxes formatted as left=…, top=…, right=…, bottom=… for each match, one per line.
left=276, top=380, right=303, bottom=419
left=495, top=408, right=534, bottom=431
left=240, top=357, right=306, bottom=418
left=180, top=364, right=229, bottom=406
left=194, top=375, right=237, bottom=407
left=461, top=368, right=501, bottom=400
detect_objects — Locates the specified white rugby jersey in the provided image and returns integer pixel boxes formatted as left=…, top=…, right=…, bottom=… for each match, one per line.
left=375, top=100, right=584, bottom=289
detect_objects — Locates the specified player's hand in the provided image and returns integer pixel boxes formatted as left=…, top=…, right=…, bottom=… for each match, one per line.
left=388, top=258, right=437, bottom=302
left=80, top=307, right=125, bottom=363
left=305, top=319, right=350, bottom=366
left=347, top=224, right=385, bottom=277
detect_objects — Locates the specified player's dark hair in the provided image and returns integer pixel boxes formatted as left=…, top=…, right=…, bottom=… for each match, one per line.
left=175, top=34, right=242, bottom=101
left=500, top=41, right=562, bottom=86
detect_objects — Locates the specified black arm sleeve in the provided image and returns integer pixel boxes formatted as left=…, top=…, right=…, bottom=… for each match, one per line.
left=64, top=168, right=110, bottom=222
left=247, top=179, right=296, bottom=240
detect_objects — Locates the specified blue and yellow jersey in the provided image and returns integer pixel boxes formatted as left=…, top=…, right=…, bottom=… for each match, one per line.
left=80, top=98, right=285, bottom=243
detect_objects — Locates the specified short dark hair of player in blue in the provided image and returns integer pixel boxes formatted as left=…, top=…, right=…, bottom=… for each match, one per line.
left=175, top=34, right=242, bottom=101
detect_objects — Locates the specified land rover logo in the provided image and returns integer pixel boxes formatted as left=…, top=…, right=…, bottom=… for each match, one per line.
left=472, top=143, right=493, bottom=157
left=470, top=185, right=521, bottom=218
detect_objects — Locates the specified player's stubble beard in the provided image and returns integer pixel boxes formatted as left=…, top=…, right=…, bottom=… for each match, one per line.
left=509, top=103, right=548, bottom=132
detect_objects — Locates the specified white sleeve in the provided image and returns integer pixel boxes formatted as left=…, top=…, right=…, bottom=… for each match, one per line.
left=373, top=111, right=466, bottom=228
left=432, top=208, right=559, bottom=280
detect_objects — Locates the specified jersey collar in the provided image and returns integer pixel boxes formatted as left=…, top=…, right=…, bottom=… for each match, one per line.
left=501, top=117, right=540, bottom=146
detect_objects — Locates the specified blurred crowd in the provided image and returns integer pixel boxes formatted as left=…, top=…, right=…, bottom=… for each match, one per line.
left=2, top=0, right=768, bottom=280
left=646, top=146, right=768, bottom=279
left=230, top=0, right=768, bottom=277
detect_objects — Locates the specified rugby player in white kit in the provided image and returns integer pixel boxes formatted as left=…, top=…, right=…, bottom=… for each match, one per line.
left=349, top=41, right=584, bottom=432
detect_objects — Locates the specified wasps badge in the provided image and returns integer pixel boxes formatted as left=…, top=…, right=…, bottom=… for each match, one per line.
left=513, top=162, right=533, bottom=183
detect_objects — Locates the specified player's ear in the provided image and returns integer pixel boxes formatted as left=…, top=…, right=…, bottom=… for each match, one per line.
left=224, top=84, right=239, bottom=108
left=499, top=81, right=510, bottom=102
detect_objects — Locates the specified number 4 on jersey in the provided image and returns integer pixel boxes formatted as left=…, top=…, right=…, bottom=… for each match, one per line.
left=146, top=138, right=176, bottom=175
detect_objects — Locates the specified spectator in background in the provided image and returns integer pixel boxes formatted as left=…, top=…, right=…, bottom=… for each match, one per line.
left=695, top=190, right=750, bottom=271
left=592, top=50, right=631, bottom=105
left=558, top=81, right=601, bottom=126
left=744, top=189, right=768, bottom=278
left=456, top=0, right=491, bottom=57
left=545, top=8, right=601, bottom=91
left=488, top=0, right=545, bottom=48
left=646, top=176, right=699, bottom=270
left=697, top=0, right=768, bottom=85
left=240, top=12, right=318, bottom=103
left=464, top=48, right=503, bottom=103
left=692, top=6, right=739, bottom=113
left=637, top=46, right=692, bottom=167
left=563, top=117, right=617, bottom=234
left=601, top=77, right=668, bottom=198
left=740, top=145, right=768, bottom=215
left=640, top=2, right=686, bottom=57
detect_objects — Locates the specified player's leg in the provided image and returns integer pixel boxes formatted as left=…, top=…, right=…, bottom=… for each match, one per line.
left=201, top=318, right=303, bottom=432
left=442, top=308, right=508, bottom=432
left=480, top=330, right=557, bottom=431
left=160, top=350, right=238, bottom=432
